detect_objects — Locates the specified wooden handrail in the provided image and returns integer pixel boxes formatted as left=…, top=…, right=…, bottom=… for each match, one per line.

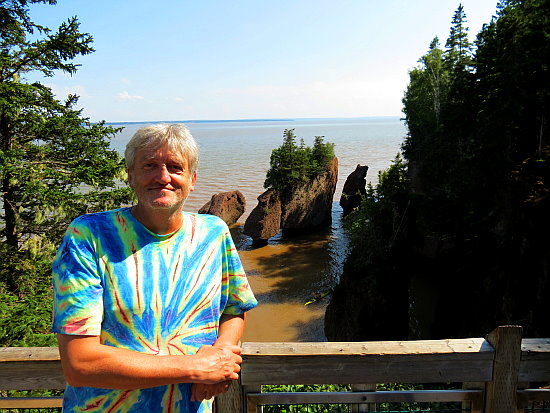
left=241, top=338, right=494, bottom=385
left=1, top=326, right=550, bottom=412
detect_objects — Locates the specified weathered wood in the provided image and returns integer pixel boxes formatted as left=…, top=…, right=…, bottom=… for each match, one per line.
left=0, top=347, right=65, bottom=391
left=2, top=332, right=550, bottom=412
left=517, top=389, right=550, bottom=405
left=0, top=347, right=60, bottom=362
left=519, top=338, right=550, bottom=382
left=213, top=379, right=241, bottom=413
left=351, top=384, right=375, bottom=413
left=0, top=397, right=63, bottom=409
left=242, top=339, right=494, bottom=385
left=246, top=389, right=484, bottom=406
left=243, top=385, right=262, bottom=413
left=244, top=338, right=490, bottom=355
left=484, top=325, right=523, bottom=413
left=0, top=360, right=65, bottom=390
left=463, top=382, right=485, bottom=413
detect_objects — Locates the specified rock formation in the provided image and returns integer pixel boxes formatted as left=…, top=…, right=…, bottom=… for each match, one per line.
left=198, top=190, right=245, bottom=226
left=244, top=157, right=338, bottom=242
left=340, top=164, right=368, bottom=215
left=242, top=189, right=281, bottom=241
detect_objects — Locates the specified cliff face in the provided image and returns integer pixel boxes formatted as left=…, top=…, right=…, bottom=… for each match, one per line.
left=244, top=157, right=338, bottom=241
left=325, top=149, right=550, bottom=341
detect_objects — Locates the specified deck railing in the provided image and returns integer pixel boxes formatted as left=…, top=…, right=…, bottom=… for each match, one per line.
left=1, top=326, right=549, bottom=413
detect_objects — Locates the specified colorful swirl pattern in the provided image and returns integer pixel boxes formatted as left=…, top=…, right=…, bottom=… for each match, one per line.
left=52, top=208, right=257, bottom=413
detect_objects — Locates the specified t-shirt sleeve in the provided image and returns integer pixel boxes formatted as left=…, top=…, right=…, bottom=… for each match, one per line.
left=220, top=228, right=258, bottom=316
left=52, top=217, right=104, bottom=336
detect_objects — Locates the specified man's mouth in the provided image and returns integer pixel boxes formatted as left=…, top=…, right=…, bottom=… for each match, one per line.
left=149, top=186, right=174, bottom=192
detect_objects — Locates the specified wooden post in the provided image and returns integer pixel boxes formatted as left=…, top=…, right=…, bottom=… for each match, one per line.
left=484, top=325, right=523, bottom=413
left=213, top=379, right=241, bottom=413
left=463, top=382, right=484, bottom=413
left=351, top=384, right=376, bottom=412
left=242, top=384, right=262, bottom=413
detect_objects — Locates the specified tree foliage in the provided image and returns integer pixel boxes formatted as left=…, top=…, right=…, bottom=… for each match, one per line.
left=340, top=0, right=550, bottom=340
left=0, top=0, right=133, bottom=345
left=264, top=129, right=335, bottom=191
left=345, top=154, right=408, bottom=269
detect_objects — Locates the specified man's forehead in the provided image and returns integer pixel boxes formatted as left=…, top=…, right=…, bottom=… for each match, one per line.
left=136, top=145, right=186, bottom=162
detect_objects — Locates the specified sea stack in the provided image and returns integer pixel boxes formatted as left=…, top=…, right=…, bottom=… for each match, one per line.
left=340, top=164, right=369, bottom=215
left=244, top=157, right=338, bottom=242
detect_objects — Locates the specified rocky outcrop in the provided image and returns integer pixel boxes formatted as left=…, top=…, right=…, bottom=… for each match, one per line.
left=340, top=164, right=368, bottom=215
left=198, top=190, right=245, bottom=226
left=242, top=189, right=281, bottom=241
left=244, top=157, right=338, bottom=241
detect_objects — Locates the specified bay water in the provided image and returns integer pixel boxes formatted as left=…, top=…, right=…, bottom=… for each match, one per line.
left=110, top=117, right=407, bottom=342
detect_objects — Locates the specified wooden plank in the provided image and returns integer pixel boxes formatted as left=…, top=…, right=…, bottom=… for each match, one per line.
left=519, top=338, right=550, bottom=382
left=244, top=338, right=490, bottom=355
left=0, top=361, right=65, bottom=390
left=517, top=389, right=550, bottom=405
left=484, top=325, right=523, bottom=413
left=242, top=355, right=493, bottom=385
left=0, top=397, right=63, bottom=409
left=246, top=390, right=483, bottom=406
left=0, top=347, right=60, bottom=362
left=241, top=339, right=494, bottom=385
left=0, top=347, right=65, bottom=390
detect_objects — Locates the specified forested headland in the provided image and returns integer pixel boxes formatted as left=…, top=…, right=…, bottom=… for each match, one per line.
left=326, top=0, right=550, bottom=341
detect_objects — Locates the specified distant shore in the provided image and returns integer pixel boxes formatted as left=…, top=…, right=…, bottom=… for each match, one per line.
left=106, top=115, right=402, bottom=126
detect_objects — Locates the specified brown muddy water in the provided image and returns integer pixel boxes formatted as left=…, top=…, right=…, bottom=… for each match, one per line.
left=233, top=206, right=348, bottom=342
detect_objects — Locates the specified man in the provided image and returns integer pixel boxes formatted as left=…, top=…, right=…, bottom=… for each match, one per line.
left=52, top=123, right=257, bottom=413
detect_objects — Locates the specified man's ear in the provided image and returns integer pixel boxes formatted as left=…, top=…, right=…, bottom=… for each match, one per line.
left=127, top=168, right=134, bottom=188
left=190, top=172, right=197, bottom=192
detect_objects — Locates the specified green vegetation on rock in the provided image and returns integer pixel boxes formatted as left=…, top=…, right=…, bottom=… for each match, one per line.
left=264, top=129, right=335, bottom=191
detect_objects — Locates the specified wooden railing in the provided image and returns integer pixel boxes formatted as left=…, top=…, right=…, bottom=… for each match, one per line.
left=1, top=326, right=550, bottom=412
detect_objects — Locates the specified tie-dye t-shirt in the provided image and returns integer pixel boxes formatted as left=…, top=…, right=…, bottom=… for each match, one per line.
left=52, top=207, right=257, bottom=413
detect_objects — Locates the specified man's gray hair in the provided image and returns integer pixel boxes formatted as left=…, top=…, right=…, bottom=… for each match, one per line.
left=125, top=123, right=199, bottom=173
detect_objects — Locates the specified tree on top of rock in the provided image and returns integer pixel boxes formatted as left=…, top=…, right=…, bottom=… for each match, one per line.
left=264, top=129, right=335, bottom=191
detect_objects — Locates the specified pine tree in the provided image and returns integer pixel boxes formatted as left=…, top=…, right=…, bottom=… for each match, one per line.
left=264, top=129, right=334, bottom=191
left=444, top=4, right=473, bottom=71
left=0, top=0, right=133, bottom=295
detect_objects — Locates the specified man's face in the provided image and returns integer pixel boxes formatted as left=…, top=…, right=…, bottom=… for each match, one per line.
left=128, top=143, right=196, bottom=211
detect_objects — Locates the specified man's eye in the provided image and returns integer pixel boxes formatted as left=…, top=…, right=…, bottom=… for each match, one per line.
left=168, top=165, right=183, bottom=172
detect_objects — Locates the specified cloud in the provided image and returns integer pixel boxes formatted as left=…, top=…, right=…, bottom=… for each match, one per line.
left=117, top=91, right=145, bottom=100
left=174, top=97, right=184, bottom=102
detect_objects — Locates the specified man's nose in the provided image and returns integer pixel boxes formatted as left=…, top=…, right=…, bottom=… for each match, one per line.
left=155, top=165, right=171, bottom=184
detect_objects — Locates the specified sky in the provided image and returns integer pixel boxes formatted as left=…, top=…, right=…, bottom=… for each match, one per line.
left=27, top=0, right=500, bottom=122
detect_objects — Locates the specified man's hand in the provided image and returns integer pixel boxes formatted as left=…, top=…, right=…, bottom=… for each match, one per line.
left=191, top=344, right=242, bottom=383
left=191, top=381, right=232, bottom=402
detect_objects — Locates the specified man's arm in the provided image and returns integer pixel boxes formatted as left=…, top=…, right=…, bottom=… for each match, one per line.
left=214, top=313, right=246, bottom=346
left=57, top=334, right=242, bottom=390
left=191, top=313, right=246, bottom=401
